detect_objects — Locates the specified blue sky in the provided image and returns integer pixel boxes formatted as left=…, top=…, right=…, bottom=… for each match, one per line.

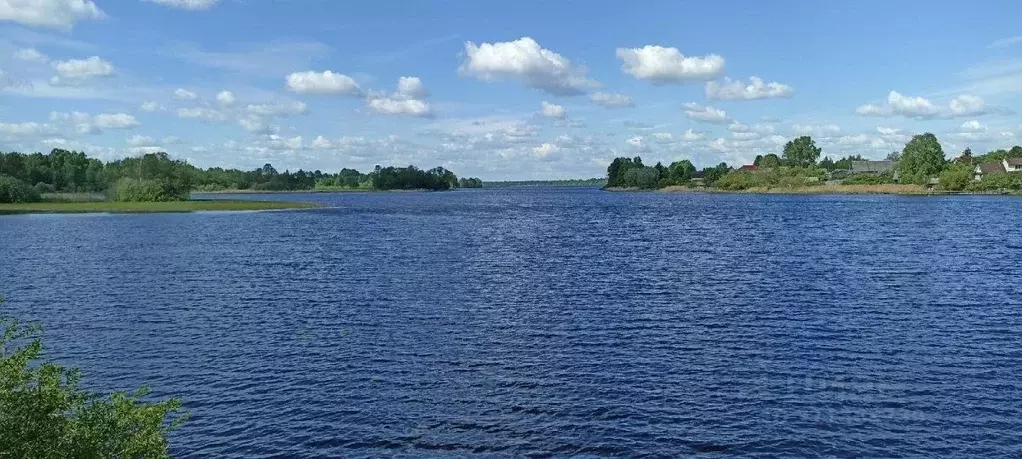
left=1, top=0, right=1020, bottom=180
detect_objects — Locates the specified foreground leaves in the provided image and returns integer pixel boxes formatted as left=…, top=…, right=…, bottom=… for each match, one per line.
left=0, top=307, right=185, bottom=459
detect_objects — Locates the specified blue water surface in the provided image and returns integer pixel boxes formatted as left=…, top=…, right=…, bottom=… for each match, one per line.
left=2, top=187, right=1021, bottom=457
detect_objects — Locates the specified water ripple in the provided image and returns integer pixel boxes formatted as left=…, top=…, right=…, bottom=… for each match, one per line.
left=2, top=189, right=1022, bottom=457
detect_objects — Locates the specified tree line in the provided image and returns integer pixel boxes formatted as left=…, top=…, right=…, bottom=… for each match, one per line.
left=605, top=134, right=1022, bottom=192
left=0, top=149, right=483, bottom=203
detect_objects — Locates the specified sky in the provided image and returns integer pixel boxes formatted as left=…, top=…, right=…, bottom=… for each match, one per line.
left=1, top=0, right=1021, bottom=180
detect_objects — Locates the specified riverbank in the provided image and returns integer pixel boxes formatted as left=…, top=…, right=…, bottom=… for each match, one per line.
left=661, top=184, right=931, bottom=195
left=197, top=188, right=367, bottom=194
left=196, top=188, right=453, bottom=194
left=0, top=200, right=320, bottom=215
left=606, top=184, right=1015, bottom=195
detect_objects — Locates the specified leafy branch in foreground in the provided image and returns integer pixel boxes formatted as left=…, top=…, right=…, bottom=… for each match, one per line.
left=0, top=299, right=186, bottom=458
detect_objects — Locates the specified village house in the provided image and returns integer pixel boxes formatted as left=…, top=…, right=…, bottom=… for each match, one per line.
left=974, top=157, right=1022, bottom=181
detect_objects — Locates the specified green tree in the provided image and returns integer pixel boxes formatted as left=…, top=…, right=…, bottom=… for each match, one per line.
left=606, top=157, right=643, bottom=188
left=899, top=133, right=946, bottom=183
left=753, top=155, right=764, bottom=166
left=1010, top=145, right=1022, bottom=157
left=960, top=147, right=973, bottom=162
left=782, top=136, right=822, bottom=168
left=0, top=175, right=41, bottom=203
left=1, top=301, right=185, bottom=458
left=700, top=162, right=731, bottom=185
left=667, top=160, right=696, bottom=184
left=760, top=154, right=781, bottom=169
left=622, top=166, right=659, bottom=189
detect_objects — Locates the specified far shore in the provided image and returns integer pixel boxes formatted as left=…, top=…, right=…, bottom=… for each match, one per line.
left=194, top=188, right=457, bottom=194
left=605, top=185, right=1017, bottom=196
left=0, top=200, right=320, bottom=215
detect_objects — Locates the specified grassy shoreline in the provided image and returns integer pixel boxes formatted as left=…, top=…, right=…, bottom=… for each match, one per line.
left=661, top=184, right=931, bottom=195
left=195, top=188, right=368, bottom=194
left=607, top=184, right=1017, bottom=196
left=194, top=187, right=458, bottom=194
left=0, top=200, right=320, bottom=215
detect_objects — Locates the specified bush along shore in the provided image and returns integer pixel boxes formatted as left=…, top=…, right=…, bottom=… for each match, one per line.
left=0, top=297, right=186, bottom=457
left=0, top=149, right=484, bottom=213
left=604, top=134, right=1022, bottom=195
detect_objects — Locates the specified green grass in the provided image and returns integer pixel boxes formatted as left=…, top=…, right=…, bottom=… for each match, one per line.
left=0, top=199, right=320, bottom=215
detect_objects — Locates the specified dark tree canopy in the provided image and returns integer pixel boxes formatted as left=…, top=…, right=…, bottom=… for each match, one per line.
left=899, top=133, right=946, bottom=180
left=667, top=160, right=696, bottom=183
left=0, top=149, right=475, bottom=199
left=782, top=136, right=822, bottom=168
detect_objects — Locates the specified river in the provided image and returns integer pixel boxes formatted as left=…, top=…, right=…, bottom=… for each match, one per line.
left=2, top=187, right=1021, bottom=457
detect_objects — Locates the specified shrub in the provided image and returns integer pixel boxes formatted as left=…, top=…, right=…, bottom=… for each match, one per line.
left=715, top=171, right=762, bottom=190
left=939, top=165, right=973, bottom=191
left=0, top=299, right=186, bottom=457
left=968, top=172, right=1022, bottom=192
left=32, top=182, right=57, bottom=194
left=0, top=175, right=41, bottom=203
left=107, top=178, right=189, bottom=202
left=842, top=173, right=895, bottom=185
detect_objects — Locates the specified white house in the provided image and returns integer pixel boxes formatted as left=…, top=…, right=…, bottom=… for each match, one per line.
left=975, top=157, right=1022, bottom=181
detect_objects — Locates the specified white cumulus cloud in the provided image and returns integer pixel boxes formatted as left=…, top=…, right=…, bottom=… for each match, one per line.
left=706, top=76, right=793, bottom=100
left=93, top=113, right=138, bottom=129
left=590, top=92, right=634, bottom=108
left=366, top=77, right=432, bottom=117
left=140, top=101, right=165, bottom=112
left=245, top=101, right=307, bottom=117
left=51, top=56, right=114, bottom=80
left=0, top=0, right=105, bottom=30
left=215, top=90, right=235, bottom=105
left=540, top=101, right=566, bottom=119
left=49, top=111, right=137, bottom=133
left=682, top=102, right=728, bottom=123
left=310, top=135, right=332, bottom=149
left=285, top=70, right=362, bottom=96
left=948, top=95, right=985, bottom=116
left=238, top=116, right=278, bottom=134
left=367, top=98, right=431, bottom=117
left=0, top=122, right=53, bottom=137
left=143, top=0, right=220, bottom=10
left=959, top=120, right=986, bottom=132
left=856, top=91, right=994, bottom=119
left=396, top=76, right=427, bottom=99
left=792, top=124, right=841, bottom=138
left=174, top=88, right=198, bottom=101
left=127, top=134, right=155, bottom=147
left=532, top=142, right=562, bottom=158
left=888, top=91, right=939, bottom=117
left=616, top=45, right=724, bottom=83
left=13, top=48, right=47, bottom=63
left=459, top=37, right=597, bottom=96
left=682, top=129, right=705, bottom=141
